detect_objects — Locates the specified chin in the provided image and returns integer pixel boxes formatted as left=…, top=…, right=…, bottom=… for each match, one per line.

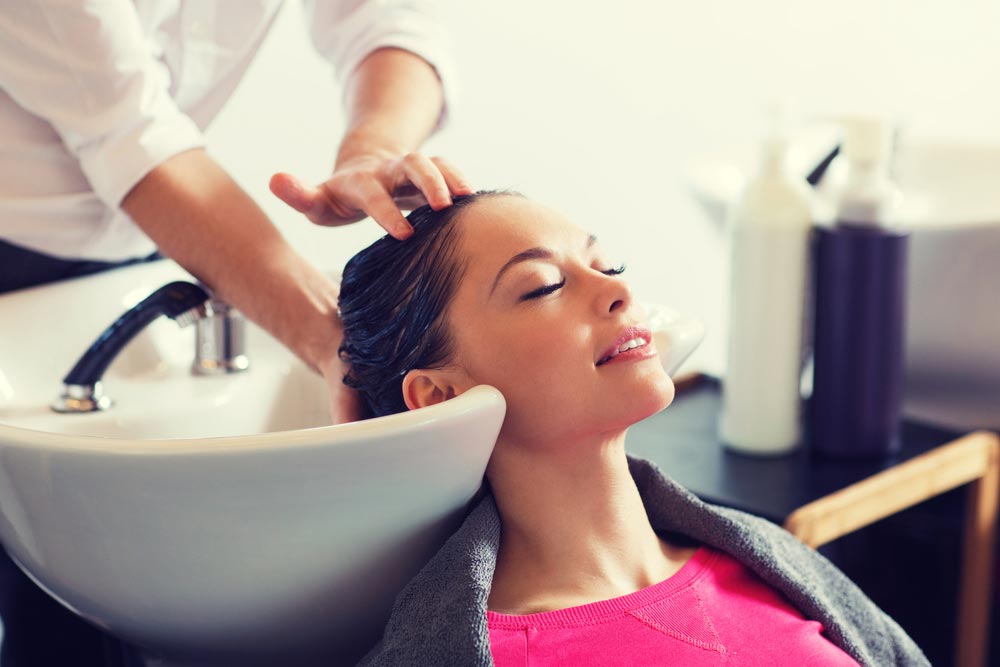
left=638, top=374, right=676, bottom=419
left=602, top=374, right=675, bottom=432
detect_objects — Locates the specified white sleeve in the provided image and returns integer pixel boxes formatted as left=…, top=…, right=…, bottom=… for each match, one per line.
left=0, top=1, right=205, bottom=208
left=301, top=0, right=457, bottom=128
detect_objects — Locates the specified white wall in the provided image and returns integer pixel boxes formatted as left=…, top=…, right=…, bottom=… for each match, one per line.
left=206, top=0, right=1000, bottom=374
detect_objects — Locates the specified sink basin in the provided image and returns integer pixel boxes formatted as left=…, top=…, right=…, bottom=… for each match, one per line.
left=0, top=260, right=703, bottom=665
left=1, top=261, right=333, bottom=440
left=0, top=260, right=507, bottom=664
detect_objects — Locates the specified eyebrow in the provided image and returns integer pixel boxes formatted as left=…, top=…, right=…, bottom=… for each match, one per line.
left=489, top=234, right=598, bottom=296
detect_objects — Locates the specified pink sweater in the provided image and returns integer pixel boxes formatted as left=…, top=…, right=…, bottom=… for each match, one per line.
left=487, top=546, right=861, bottom=666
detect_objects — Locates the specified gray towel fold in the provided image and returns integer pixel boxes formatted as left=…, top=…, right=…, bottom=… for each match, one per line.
left=359, top=455, right=930, bottom=666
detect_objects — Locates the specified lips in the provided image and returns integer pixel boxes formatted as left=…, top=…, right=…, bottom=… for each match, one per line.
left=596, top=325, right=653, bottom=366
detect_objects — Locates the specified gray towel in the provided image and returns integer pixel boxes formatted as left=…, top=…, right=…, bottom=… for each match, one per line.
left=359, top=455, right=930, bottom=666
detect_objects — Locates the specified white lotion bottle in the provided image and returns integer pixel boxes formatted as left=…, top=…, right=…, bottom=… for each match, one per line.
left=719, top=130, right=813, bottom=455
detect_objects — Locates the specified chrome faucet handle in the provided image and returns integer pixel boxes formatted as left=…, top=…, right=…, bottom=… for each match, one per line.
left=192, top=292, right=250, bottom=376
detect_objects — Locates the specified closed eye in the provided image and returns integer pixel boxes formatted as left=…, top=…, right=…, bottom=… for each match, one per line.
left=520, top=278, right=566, bottom=301
left=601, top=263, right=626, bottom=276
left=519, top=264, right=625, bottom=302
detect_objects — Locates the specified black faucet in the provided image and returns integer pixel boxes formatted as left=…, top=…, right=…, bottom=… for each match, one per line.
left=52, top=281, right=209, bottom=413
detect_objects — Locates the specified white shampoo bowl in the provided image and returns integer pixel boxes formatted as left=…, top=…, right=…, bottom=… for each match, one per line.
left=0, top=386, right=505, bottom=665
left=0, top=262, right=506, bottom=665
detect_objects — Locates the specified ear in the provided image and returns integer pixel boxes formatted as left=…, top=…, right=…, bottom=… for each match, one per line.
left=401, top=369, right=469, bottom=411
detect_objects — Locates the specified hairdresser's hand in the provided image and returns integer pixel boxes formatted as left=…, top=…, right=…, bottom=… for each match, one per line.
left=317, top=348, right=366, bottom=424
left=269, top=150, right=472, bottom=240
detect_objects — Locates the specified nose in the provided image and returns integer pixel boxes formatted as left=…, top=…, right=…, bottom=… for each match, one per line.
left=593, top=271, right=633, bottom=316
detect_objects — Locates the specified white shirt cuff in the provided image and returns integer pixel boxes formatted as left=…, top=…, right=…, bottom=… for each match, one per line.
left=78, top=109, right=206, bottom=209
left=307, top=0, right=458, bottom=130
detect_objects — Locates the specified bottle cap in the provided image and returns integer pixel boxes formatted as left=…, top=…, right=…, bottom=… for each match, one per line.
left=841, top=115, right=894, bottom=167
left=836, top=115, right=900, bottom=224
left=759, top=101, right=793, bottom=174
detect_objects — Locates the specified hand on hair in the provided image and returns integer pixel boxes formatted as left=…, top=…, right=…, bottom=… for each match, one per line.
left=269, top=151, right=472, bottom=240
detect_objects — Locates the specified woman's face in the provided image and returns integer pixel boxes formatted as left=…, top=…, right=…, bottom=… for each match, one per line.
left=420, top=195, right=675, bottom=445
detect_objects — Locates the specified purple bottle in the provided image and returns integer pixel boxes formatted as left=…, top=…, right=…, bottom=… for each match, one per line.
left=809, top=118, right=909, bottom=459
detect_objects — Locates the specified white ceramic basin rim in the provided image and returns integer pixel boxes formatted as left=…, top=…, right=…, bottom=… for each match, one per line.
left=0, top=383, right=507, bottom=661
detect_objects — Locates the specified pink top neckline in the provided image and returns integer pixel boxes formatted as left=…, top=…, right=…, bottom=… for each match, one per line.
left=486, top=545, right=716, bottom=629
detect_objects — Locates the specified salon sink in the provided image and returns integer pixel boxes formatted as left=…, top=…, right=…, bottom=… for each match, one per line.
left=0, top=260, right=507, bottom=665
left=0, top=260, right=704, bottom=665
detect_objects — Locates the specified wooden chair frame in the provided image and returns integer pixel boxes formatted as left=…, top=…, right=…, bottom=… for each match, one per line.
left=783, top=430, right=1000, bottom=667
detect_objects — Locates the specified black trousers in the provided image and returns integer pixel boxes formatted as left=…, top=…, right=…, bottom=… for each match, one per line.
left=0, top=239, right=163, bottom=295
left=0, top=238, right=161, bottom=665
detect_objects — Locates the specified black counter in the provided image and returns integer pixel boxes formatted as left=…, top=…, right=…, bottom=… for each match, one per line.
left=626, top=376, right=963, bottom=522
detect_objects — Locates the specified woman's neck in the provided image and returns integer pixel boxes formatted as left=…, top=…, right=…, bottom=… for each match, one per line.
left=486, top=433, right=694, bottom=614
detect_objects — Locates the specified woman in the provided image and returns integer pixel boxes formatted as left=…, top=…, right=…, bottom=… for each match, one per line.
left=337, top=191, right=928, bottom=666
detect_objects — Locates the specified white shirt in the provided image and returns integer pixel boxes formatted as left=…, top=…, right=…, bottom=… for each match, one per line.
left=0, top=0, right=454, bottom=261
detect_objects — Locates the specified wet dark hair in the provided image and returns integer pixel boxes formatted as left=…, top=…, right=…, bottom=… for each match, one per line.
left=338, top=190, right=516, bottom=417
